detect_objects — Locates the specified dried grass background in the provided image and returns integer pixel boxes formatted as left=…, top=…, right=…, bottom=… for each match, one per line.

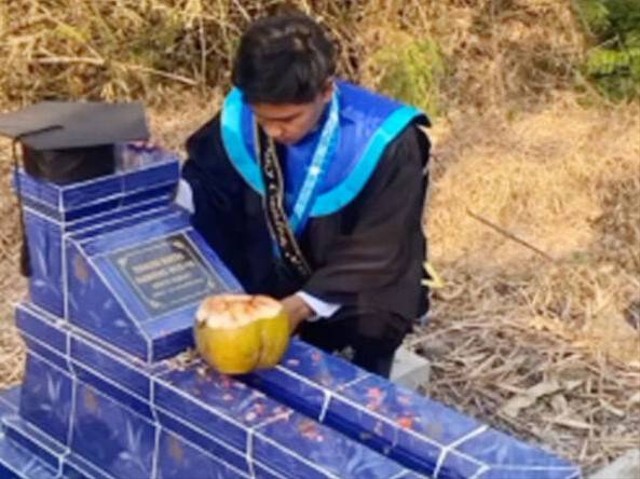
left=1, top=0, right=639, bottom=475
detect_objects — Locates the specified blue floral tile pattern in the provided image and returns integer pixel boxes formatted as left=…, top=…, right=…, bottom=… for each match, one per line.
left=19, top=353, right=73, bottom=446
left=253, top=413, right=408, bottom=479
left=157, top=429, right=248, bottom=479
left=71, top=383, right=155, bottom=479
left=0, top=433, right=59, bottom=479
left=242, top=341, right=582, bottom=479
left=154, top=364, right=288, bottom=452
left=24, top=209, right=65, bottom=317
left=66, top=240, right=149, bottom=360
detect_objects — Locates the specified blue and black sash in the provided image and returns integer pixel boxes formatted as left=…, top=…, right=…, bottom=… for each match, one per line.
left=257, top=132, right=312, bottom=281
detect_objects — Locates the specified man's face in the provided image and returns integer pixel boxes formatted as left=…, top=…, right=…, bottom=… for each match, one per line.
left=250, top=83, right=333, bottom=145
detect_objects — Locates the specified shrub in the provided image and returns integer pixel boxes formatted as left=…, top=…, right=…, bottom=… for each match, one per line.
left=575, top=0, right=640, bottom=100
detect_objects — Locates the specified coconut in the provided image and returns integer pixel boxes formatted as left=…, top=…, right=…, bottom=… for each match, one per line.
left=194, top=294, right=290, bottom=374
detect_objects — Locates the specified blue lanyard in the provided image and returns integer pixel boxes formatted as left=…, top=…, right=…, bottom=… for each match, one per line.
left=288, top=93, right=340, bottom=235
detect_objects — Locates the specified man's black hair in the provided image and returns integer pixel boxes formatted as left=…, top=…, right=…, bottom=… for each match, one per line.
left=232, top=12, right=337, bottom=104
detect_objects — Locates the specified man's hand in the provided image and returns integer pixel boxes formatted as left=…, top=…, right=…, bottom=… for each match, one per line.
left=280, top=295, right=313, bottom=333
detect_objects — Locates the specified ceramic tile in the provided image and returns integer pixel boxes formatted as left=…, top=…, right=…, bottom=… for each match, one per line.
left=70, top=335, right=150, bottom=399
left=66, top=241, right=149, bottom=360
left=320, top=394, right=400, bottom=453
left=0, top=433, right=59, bottom=479
left=455, top=429, right=576, bottom=470
left=119, top=186, right=175, bottom=208
left=63, top=187, right=174, bottom=223
left=143, top=309, right=198, bottom=363
left=252, top=462, right=288, bottom=479
left=339, top=374, right=482, bottom=446
left=19, top=353, right=73, bottom=446
left=62, top=191, right=169, bottom=223
left=156, top=429, right=248, bottom=479
left=477, top=466, right=582, bottom=479
left=250, top=434, right=332, bottom=479
left=15, top=170, right=60, bottom=209
left=71, top=362, right=154, bottom=421
left=242, top=340, right=370, bottom=420
left=59, top=157, right=176, bottom=212
left=20, top=332, right=68, bottom=372
left=254, top=413, right=408, bottom=479
left=69, top=205, right=176, bottom=242
left=71, top=383, right=156, bottom=479
left=62, top=197, right=127, bottom=223
left=434, top=452, right=483, bottom=479
left=0, top=386, right=20, bottom=415
left=67, top=198, right=170, bottom=234
left=242, top=366, right=327, bottom=419
left=3, top=415, right=66, bottom=470
left=24, top=209, right=64, bottom=317
left=88, top=228, right=240, bottom=361
left=154, top=364, right=287, bottom=452
left=61, top=175, right=123, bottom=210
left=15, top=304, right=67, bottom=354
left=156, top=409, right=251, bottom=475
left=392, top=471, right=432, bottom=479
left=22, top=196, right=62, bottom=221
left=122, top=160, right=179, bottom=192
left=282, top=340, right=371, bottom=391
left=97, top=227, right=224, bottom=318
left=63, top=451, right=114, bottom=479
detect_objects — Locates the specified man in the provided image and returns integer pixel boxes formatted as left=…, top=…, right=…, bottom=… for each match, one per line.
left=178, top=12, right=431, bottom=377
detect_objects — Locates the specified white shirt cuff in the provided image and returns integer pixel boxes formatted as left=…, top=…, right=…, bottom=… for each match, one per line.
left=296, top=291, right=341, bottom=321
left=174, top=178, right=195, bottom=214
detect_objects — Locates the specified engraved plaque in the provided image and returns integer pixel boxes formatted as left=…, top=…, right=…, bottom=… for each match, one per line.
left=110, top=233, right=220, bottom=316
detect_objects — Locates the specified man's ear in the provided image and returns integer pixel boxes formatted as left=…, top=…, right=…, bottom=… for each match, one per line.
left=321, top=78, right=334, bottom=103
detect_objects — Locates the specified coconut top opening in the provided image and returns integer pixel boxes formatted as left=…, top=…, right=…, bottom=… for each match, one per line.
left=196, top=294, right=283, bottom=329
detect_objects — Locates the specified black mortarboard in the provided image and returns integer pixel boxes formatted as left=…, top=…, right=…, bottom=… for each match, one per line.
left=0, top=101, right=150, bottom=184
left=0, top=101, right=150, bottom=276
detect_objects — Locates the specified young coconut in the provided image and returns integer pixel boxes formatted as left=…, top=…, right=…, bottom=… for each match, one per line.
left=194, top=294, right=290, bottom=375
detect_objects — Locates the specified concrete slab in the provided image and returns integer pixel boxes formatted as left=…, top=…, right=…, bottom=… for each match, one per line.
left=390, top=346, right=431, bottom=391
left=589, top=449, right=640, bottom=479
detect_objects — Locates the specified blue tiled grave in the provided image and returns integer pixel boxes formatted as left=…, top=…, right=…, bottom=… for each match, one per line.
left=0, top=144, right=582, bottom=479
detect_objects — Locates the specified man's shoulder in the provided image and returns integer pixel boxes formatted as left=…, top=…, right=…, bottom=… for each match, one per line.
left=186, top=113, right=222, bottom=152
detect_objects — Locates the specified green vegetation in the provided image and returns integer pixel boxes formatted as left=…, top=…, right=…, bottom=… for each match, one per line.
left=575, top=0, right=640, bottom=99
left=372, top=34, right=445, bottom=116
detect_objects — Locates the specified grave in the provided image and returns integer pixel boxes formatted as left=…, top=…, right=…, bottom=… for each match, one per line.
left=0, top=129, right=582, bottom=478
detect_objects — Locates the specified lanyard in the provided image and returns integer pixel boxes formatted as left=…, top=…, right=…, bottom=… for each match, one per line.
left=288, top=94, right=340, bottom=235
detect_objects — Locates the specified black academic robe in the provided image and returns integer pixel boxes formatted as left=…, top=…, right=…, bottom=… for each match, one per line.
left=182, top=115, right=430, bottom=321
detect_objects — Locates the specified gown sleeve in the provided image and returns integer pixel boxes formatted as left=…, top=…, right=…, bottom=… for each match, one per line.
left=181, top=115, right=249, bottom=282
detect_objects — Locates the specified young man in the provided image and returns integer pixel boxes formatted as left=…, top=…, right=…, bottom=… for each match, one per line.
left=178, top=12, right=431, bottom=377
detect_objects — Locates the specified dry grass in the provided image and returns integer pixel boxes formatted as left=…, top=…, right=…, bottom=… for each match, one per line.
left=427, top=98, right=640, bottom=364
left=0, top=0, right=586, bottom=112
left=0, top=138, right=27, bottom=390
left=414, top=98, right=640, bottom=473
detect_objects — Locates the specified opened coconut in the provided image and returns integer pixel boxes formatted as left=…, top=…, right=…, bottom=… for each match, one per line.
left=194, top=294, right=290, bottom=375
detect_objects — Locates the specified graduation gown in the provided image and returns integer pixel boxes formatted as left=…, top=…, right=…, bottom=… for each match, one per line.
left=182, top=82, right=431, bottom=321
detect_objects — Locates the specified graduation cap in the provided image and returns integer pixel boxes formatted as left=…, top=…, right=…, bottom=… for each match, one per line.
left=0, top=101, right=150, bottom=276
left=0, top=101, right=150, bottom=183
